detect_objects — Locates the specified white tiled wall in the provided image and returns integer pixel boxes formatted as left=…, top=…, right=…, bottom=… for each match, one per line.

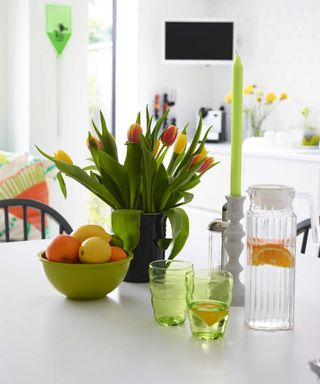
left=209, top=0, right=320, bottom=134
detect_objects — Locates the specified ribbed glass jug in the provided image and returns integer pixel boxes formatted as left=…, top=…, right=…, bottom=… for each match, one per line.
left=245, top=185, right=296, bottom=330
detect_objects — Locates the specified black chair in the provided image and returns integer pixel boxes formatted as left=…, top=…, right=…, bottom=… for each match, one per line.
left=297, top=218, right=320, bottom=257
left=0, top=198, right=73, bottom=242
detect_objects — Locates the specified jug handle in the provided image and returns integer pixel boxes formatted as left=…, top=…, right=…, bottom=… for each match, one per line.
left=296, top=191, right=320, bottom=245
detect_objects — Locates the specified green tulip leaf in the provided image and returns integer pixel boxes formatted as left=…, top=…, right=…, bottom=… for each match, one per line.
left=99, top=150, right=129, bottom=207
left=174, top=112, right=203, bottom=176
left=157, top=237, right=172, bottom=250
left=89, top=171, right=100, bottom=183
left=146, top=105, right=151, bottom=135
left=165, top=207, right=189, bottom=260
left=124, top=142, right=142, bottom=209
left=136, top=111, right=141, bottom=125
left=194, top=125, right=212, bottom=155
left=156, top=146, right=169, bottom=168
left=92, top=119, right=103, bottom=141
left=160, top=157, right=206, bottom=211
left=88, top=132, right=101, bottom=172
left=152, top=163, right=169, bottom=212
left=56, top=172, right=67, bottom=199
left=110, top=234, right=124, bottom=248
left=180, top=175, right=201, bottom=191
left=99, top=168, right=126, bottom=207
left=82, top=165, right=98, bottom=171
left=111, top=209, right=142, bottom=251
left=141, top=137, right=157, bottom=212
left=36, top=146, right=121, bottom=209
left=166, top=191, right=194, bottom=209
left=151, top=109, right=169, bottom=148
left=99, top=111, right=118, bottom=161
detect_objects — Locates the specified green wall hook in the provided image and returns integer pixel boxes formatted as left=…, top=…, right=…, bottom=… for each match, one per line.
left=46, top=4, right=72, bottom=56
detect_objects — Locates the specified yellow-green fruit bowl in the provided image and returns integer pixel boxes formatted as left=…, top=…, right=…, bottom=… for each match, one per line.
left=39, top=252, right=133, bottom=300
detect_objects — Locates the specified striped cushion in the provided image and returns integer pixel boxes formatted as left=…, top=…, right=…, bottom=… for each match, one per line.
left=0, top=152, right=56, bottom=240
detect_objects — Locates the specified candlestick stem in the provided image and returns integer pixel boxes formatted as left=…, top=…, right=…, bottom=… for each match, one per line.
left=224, top=195, right=246, bottom=306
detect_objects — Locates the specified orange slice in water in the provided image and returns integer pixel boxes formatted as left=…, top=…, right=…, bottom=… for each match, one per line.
left=251, top=244, right=293, bottom=268
left=191, top=302, right=228, bottom=326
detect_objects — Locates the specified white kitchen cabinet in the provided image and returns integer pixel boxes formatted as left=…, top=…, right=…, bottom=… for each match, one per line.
left=178, top=205, right=217, bottom=268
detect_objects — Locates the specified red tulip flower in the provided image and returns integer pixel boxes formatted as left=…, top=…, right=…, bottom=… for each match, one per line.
left=127, top=123, right=143, bottom=144
left=198, top=157, right=214, bottom=173
left=161, top=125, right=178, bottom=146
left=189, top=153, right=206, bottom=168
left=86, top=135, right=104, bottom=150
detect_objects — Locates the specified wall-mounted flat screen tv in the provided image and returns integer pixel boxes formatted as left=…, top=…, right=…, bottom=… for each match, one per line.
left=163, top=20, right=234, bottom=65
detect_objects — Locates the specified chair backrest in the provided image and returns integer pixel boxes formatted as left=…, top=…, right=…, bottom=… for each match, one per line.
left=297, top=218, right=320, bottom=257
left=0, top=198, right=73, bottom=242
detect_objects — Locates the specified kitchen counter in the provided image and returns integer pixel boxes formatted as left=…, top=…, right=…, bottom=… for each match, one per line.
left=206, top=142, right=320, bottom=163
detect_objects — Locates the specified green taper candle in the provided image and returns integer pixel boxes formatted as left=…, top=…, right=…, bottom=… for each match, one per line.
left=230, top=54, right=243, bottom=196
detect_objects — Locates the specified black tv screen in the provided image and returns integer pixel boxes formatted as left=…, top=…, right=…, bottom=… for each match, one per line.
left=164, top=21, right=234, bottom=63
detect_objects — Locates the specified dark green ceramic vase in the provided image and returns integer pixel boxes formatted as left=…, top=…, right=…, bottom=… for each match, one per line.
left=124, top=213, right=166, bottom=283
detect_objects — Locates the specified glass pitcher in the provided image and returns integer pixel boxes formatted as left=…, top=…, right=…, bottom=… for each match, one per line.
left=245, top=184, right=319, bottom=330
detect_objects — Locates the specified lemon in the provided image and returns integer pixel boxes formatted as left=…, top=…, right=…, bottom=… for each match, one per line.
left=54, top=150, right=73, bottom=164
left=71, top=224, right=112, bottom=244
left=79, top=237, right=111, bottom=263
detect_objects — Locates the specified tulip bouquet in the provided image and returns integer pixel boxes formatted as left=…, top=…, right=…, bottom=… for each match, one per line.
left=37, top=107, right=217, bottom=260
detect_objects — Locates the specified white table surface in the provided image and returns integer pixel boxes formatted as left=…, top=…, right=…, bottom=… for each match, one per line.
left=0, top=240, right=320, bottom=384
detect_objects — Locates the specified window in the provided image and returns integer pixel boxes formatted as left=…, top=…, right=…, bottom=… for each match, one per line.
left=88, top=0, right=115, bottom=132
left=88, top=0, right=116, bottom=229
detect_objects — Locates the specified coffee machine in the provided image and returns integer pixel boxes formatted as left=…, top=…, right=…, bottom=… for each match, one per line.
left=199, top=106, right=226, bottom=143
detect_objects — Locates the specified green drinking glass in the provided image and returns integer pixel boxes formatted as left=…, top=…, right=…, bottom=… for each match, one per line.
left=186, top=270, right=233, bottom=340
left=149, top=260, right=193, bottom=326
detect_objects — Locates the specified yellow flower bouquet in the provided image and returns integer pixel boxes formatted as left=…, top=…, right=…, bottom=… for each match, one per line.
left=225, top=85, right=288, bottom=137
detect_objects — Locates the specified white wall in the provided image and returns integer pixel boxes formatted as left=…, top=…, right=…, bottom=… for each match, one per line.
left=136, top=0, right=221, bottom=135
left=208, top=0, right=320, bottom=133
left=6, top=0, right=29, bottom=152
left=0, top=0, right=8, bottom=149
left=28, top=0, right=89, bottom=227
left=133, top=0, right=320, bottom=137
left=3, top=0, right=89, bottom=159
left=115, top=0, right=139, bottom=155
left=1, top=0, right=90, bottom=227
left=29, top=0, right=88, bottom=161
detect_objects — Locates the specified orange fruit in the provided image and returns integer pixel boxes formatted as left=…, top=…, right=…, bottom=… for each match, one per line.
left=110, top=246, right=127, bottom=262
left=250, top=243, right=293, bottom=268
left=46, top=234, right=81, bottom=263
left=191, top=302, right=229, bottom=326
